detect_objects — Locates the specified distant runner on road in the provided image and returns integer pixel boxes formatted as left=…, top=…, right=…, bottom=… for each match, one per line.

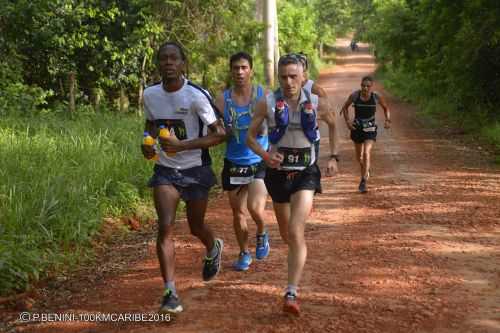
left=340, top=76, right=391, bottom=193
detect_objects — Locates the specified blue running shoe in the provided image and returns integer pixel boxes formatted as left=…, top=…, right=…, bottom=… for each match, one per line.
left=233, top=251, right=252, bottom=271
left=256, top=231, right=270, bottom=260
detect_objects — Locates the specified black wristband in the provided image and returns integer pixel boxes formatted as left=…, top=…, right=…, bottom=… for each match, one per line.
left=330, top=154, right=339, bottom=162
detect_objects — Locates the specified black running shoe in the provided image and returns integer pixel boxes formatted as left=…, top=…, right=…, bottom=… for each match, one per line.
left=159, top=289, right=183, bottom=314
left=359, top=178, right=367, bottom=193
left=202, top=238, right=223, bottom=281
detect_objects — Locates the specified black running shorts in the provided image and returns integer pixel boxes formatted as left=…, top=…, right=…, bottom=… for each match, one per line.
left=264, top=164, right=322, bottom=203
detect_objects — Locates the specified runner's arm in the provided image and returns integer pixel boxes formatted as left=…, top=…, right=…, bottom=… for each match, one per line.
left=246, top=99, right=268, bottom=159
left=311, top=83, right=328, bottom=98
left=341, top=95, right=355, bottom=129
left=378, top=94, right=391, bottom=128
left=317, top=96, right=339, bottom=157
left=317, top=96, right=339, bottom=176
left=172, top=119, right=225, bottom=152
left=214, top=93, right=233, bottom=140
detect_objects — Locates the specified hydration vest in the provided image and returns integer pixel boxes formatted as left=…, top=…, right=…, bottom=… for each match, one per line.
left=224, top=85, right=262, bottom=144
left=268, top=88, right=319, bottom=144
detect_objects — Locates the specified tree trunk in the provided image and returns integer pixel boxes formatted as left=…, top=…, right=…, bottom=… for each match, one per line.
left=273, top=1, right=279, bottom=77
left=68, top=72, right=76, bottom=113
left=119, top=86, right=128, bottom=113
left=137, top=54, right=147, bottom=115
left=263, top=0, right=277, bottom=88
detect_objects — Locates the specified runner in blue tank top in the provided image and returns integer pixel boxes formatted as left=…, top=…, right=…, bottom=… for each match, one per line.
left=215, top=52, right=270, bottom=272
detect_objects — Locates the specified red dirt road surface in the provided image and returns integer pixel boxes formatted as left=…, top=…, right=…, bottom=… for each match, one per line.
left=2, top=38, right=500, bottom=333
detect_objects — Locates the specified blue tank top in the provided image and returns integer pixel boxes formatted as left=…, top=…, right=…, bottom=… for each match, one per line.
left=223, top=85, right=269, bottom=165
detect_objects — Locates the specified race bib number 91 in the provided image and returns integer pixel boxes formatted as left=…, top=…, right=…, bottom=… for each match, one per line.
left=278, top=147, right=311, bottom=170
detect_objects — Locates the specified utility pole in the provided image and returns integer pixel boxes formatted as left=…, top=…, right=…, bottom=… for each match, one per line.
left=263, top=0, right=277, bottom=88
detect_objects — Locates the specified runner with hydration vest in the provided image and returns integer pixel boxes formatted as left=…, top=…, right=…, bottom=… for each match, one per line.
left=246, top=53, right=339, bottom=316
left=214, top=52, right=271, bottom=272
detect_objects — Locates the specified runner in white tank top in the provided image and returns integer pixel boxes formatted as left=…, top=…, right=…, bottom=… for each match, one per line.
left=246, top=54, right=339, bottom=317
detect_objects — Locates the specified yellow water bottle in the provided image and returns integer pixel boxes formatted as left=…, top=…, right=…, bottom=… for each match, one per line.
left=143, top=131, right=159, bottom=161
left=159, top=125, right=175, bottom=157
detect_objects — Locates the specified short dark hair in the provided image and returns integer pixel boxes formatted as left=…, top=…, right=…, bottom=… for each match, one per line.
left=157, top=41, right=186, bottom=61
left=361, top=76, right=373, bottom=83
left=278, top=54, right=302, bottom=68
left=229, top=52, right=253, bottom=69
left=297, top=52, right=308, bottom=70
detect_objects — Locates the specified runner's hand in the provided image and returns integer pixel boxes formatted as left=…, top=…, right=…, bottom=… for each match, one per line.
left=141, top=144, right=156, bottom=159
left=346, top=121, right=356, bottom=131
left=264, top=152, right=283, bottom=169
left=325, top=159, right=338, bottom=177
left=384, top=119, right=391, bottom=129
left=159, top=129, right=184, bottom=153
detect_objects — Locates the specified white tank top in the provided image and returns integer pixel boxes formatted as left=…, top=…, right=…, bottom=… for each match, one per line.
left=303, top=79, right=314, bottom=95
left=265, top=89, right=320, bottom=170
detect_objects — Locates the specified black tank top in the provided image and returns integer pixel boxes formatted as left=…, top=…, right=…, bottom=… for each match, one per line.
left=353, top=91, right=377, bottom=120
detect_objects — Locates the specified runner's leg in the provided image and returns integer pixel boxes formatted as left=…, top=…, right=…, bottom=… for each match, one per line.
left=228, top=187, right=249, bottom=253
left=185, top=199, right=215, bottom=251
left=287, top=190, right=314, bottom=287
left=355, top=142, right=364, bottom=178
left=154, top=185, right=181, bottom=284
left=273, top=202, right=290, bottom=244
left=247, top=179, right=267, bottom=234
left=362, top=140, right=375, bottom=179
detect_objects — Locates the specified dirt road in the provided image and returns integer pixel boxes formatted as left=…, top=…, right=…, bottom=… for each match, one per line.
left=3, top=38, right=500, bottom=333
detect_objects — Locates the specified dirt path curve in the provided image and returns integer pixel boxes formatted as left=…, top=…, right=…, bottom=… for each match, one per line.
left=4, top=38, right=500, bottom=333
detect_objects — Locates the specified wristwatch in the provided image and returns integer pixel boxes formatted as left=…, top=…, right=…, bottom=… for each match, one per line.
left=330, top=154, right=339, bottom=162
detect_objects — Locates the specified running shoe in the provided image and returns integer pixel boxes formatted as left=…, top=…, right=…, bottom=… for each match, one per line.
left=283, top=292, right=300, bottom=316
left=159, top=289, right=183, bottom=314
left=233, top=251, right=252, bottom=271
left=256, top=232, right=270, bottom=260
left=358, top=178, right=367, bottom=193
left=202, top=238, right=224, bottom=281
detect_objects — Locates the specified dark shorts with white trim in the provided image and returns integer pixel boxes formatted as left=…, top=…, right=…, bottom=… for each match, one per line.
left=221, top=159, right=266, bottom=191
left=350, top=128, right=377, bottom=143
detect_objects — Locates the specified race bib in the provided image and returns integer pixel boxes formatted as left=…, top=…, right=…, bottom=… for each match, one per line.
left=229, top=163, right=259, bottom=185
left=278, top=147, right=311, bottom=170
left=155, top=119, right=188, bottom=140
left=355, top=119, right=377, bottom=133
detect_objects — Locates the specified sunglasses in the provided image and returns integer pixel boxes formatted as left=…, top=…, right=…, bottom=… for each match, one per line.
left=361, top=84, right=372, bottom=88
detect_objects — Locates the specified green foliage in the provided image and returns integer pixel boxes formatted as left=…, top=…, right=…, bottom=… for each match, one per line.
left=278, top=1, right=318, bottom=57
left=0, top=84, right=53, bottom=116
left=0, top=112, right=153, bottom=294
